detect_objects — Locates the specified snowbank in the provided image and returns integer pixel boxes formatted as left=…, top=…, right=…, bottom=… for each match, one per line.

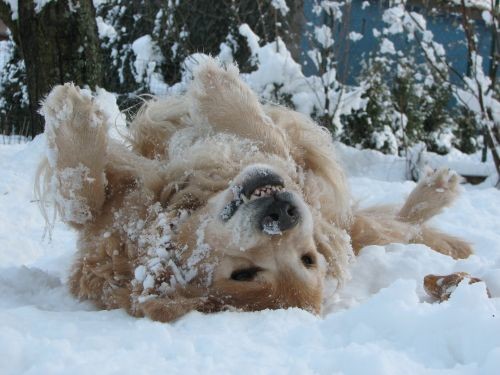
left=335, top=142, right=498, bottom=184
left=1, top=133, right=500, bottom=374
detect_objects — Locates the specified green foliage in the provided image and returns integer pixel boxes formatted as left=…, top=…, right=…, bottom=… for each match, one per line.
left=342, top=41, right=460, bottom=156
left=0, top=0, right=491, bottom=155
left=453, top=107, right=482, bottom=154
left=0, top=40, right=29, bottom=136
left=342, top=56, right=398, bottom=154
left=94, top=0, right=291, bottom=104
left=96, top=0, right=160, bottom=95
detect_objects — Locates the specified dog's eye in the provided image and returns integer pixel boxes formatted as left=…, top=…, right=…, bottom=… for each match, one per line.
left=301, top=254, right=315, bottom=268
left=230, top=267, right=261, bottom=282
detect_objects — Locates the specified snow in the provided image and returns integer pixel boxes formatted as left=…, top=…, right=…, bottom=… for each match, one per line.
left=131, top=35, right=168, bottom=95
left=451, top=0, right=495, bottom=10
left=335, top=142, right=498, bottom=182
left=1, top=4, right=500, bottom=366
left=454, top=53, right=500, bottom=124
left=34, top=0, right=53, bottom=14
left=380, top=38, right=396, bottom=55
left=348, top=31, right=363, bottom=42
left=314, top=25, right=334, bottom=49
left=270, top=0, right=289, bottom=16
left=95, top=16, right=117, bottom=42
left=0, top=40, right=10, bottom=72
left=2, top=0, right=18, bottom=20
left=2, top=0, right=54, bottom=19
left=262, top=219, right=282, bottom=235
left=1, top=119, right=500, bottom=373
left=238, top=24, right=260, bottom=58
left=481, top=10, right=493, bottom=25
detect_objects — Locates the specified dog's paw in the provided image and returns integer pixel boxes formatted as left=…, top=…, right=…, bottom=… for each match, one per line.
left=192, top=59, right=241, bottom=100
left=188, top=59, right=263, bottom=127
left=400, top=168, right=462, bottom=223
left=41, top=83, right=107, bottom=135
left=422, top=168, right=461, bottom=195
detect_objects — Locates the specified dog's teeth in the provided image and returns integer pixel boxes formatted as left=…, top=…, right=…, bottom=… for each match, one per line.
left=241, top=195, right=249, bottom=203
left=249, top=185, right=284, bottom=199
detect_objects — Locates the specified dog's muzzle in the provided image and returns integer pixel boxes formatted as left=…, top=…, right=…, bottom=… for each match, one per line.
left=220, top=168, right=301, bottom=235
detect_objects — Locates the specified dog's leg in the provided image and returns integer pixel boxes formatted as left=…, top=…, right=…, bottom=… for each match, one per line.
left=188, top=59, right=290, bottom=157
left=415, top=226, right=472, bottom=259
left=351, top=206, right=472, bottom=259
left=399, top=168, right=461, bottom=224
left=128, top=96, right=188, bottom=159
left=39, top=83, right=108, bottom=227
left=396, top=168, right=472, bottom=258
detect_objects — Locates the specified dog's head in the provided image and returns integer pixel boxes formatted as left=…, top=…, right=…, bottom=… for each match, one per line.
left=171, top=163, right=326, bottom=315
left=137, top=60, right=352, bottom=322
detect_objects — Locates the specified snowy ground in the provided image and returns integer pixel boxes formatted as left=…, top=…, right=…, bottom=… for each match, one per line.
left=1, top=135, right=500, bottom=375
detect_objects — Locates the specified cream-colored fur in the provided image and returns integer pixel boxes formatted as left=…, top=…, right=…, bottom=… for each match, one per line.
left=35, top=59, right=472, bottom=322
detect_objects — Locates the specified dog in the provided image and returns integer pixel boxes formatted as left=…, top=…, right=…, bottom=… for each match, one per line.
left=35, top=59, right=472, bottom=322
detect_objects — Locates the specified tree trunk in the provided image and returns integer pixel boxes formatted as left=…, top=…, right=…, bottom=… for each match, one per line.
left=15, top=0, right=102, bottom=137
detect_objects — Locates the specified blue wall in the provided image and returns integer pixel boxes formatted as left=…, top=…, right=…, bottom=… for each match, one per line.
left=301, top=0, right=495, bottom=86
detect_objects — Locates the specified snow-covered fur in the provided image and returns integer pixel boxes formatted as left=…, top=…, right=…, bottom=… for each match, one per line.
left=35, top=60, right=471, bottom=322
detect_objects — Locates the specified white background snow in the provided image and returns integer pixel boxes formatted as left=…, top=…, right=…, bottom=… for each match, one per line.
left=1, top=113, right=500, bottom=373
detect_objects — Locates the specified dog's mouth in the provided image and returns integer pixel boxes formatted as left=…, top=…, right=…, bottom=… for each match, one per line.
left=241, top=172, right=285, bottom=202
left=221, top=171, right=285, bottom=221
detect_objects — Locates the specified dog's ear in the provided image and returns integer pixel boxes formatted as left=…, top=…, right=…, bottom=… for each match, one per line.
left=188, top=58, right=289, bottom=157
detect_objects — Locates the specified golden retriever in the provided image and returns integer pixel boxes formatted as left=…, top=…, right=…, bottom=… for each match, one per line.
left=35, top=59, right=472, bottom=322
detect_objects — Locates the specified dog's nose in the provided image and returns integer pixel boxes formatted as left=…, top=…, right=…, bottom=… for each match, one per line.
left=260, top=199, right=299, bottom=233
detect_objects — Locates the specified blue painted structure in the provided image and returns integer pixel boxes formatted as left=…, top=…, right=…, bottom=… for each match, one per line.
left=302, top=0, right=495, bottom=86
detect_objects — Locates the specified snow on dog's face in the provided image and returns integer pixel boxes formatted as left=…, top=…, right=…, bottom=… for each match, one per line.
left=174, top=164, right=326, bottom=314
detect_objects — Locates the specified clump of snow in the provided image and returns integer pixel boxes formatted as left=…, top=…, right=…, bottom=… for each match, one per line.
left=0, top=41, right=10, bottom=72
left=262, top=219, right=282, bottom=236
left=271, top=0, right=289, bottom=16
left=131, top=35, right=168, bottom=95
left=4, top=0, right=57, bottom=18
left=238, top=24, right=260, bottom=58
left=482, top=10, right=493, bottom=25
left=451, top=0, right=495, bottom=10
left=455, top=53, right=500, bottom=123
left=380, top=38, right=396, bottom=55
left=314, top=25, right=334, bottom=49
left=53, top=164, right=94, bottom=224
left=95, top=16, right=117, bottom=42
left=92, top=0, right=111, bottom=7
left=313, top=0, right=343, bottom=20
left=3, top=0, right=18, bottom=20
left=348, top=31, right=363, bottom=42
left=94, top=87, right=127, bottom=141
left=34, top=0, right=54, bottom=14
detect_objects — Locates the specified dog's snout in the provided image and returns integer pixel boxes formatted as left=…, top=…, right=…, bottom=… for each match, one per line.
left=261, top=198, right=300, bottom=233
